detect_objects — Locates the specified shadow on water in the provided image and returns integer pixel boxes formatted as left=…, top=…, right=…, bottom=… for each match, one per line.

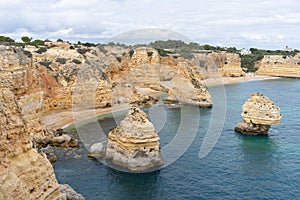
left=104, top=167, right=162, bottom=200
left=236, top=132, right=280, bottom=175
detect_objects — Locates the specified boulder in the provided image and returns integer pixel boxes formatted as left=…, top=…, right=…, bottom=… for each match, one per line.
left=59, top=184, right=85, bottom=200
left=88, top=142, right=106, bottom=159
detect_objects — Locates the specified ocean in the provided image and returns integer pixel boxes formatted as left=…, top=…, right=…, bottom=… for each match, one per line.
left=53, top=78, right=300, bottom=200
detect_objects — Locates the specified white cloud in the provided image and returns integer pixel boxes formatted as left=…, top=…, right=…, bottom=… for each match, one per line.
left=0, top=0, right=299, bottom=49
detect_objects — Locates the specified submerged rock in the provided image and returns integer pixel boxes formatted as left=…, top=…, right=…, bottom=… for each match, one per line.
left=105, top=107, right=163, bottom=172
left=235, top=93, right=282, bottom=135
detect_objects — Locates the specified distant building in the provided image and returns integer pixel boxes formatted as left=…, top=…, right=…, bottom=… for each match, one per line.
left=240, top=48, right=251, bottom=55
left=283, top=45, right=294, bottom=52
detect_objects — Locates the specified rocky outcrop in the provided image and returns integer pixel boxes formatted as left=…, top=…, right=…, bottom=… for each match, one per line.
left=0, top=89, right=64, bottom=200
left=164, top=74, right=212, bottom=107
left=192, top=52, right=245, bottom=78
left=256, top=53, right=300, bottom=77
left=235, top=93, right=282, bottom=135
left=58, top=184, right=85, bottom=200
left=0, top=45, right=85, bottom=199
left=105, top=108, right=163, bottom=172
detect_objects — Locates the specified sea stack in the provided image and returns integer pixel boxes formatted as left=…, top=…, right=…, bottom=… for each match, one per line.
left=105, top=107, right=163, bottom=172
left=235, top=93, right=282, bottom=135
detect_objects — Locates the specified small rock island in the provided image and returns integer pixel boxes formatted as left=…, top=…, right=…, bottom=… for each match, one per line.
left=105, top=107, right=163, bottom=172
left=235, top=93, right=282, bottom=135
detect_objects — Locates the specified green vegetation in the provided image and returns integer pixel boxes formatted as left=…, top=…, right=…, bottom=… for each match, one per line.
left=32, top=39, right=45, bottom=47
left=97, top=44, right=108, bottom=54
left=149, top=40, right=201, bottom=59
left=0, top=36, right=15, bottom=43
left=36, top=47, right=47, bottom=54
left=240, top=48, right=299, bottom=72
left=72, top=59, right=82, bottom=64
left=39, top=61, right=52, bottom=70
left=129, top=49, right=134, bottom=57
left=63, top=75, right=71, bottom=82
left=1, top=34, right=300, bottom=73
left=23, top=50, right=32, bottom=58
left=77, top=48, right=89, bottom=55
left=56, top=58, right=67, bottom=64
left=21, top=36, right=32, bottom=43
left=116, top=57, right=122, bottom=62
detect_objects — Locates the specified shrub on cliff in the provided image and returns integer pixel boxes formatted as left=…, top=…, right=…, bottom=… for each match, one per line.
left=77, top=48, right=89, bottom=55
left=97, top=45, right=108, bottom=54
left=32, top=39, right=45, bottom=47
left=0, top=36, right=15, bottom=43
left=23, top=50, right=32, bottom=58
left=21, top=36, right=32, bottom=43
left=39, top=61, right=53, bottom=71
left=36, top=47, right=47, bottom=54
left=56, top=58, right=67, bottom=64
left=72, top=59, right=82, bottom=64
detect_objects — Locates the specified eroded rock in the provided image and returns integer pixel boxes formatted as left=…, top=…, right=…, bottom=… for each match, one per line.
left=235, top=93, right=282, bottom=135
left=105, top=107, right=163, bottom=172
left=256, top=53, right=300, bottom=77
left=164, top=74, right=212, bottom=107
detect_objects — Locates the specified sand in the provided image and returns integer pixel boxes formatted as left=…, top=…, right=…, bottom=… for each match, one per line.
left=42, top=74, right=279, bottom=130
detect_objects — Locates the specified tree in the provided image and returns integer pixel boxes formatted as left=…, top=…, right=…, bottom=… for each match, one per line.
left=57, top=38, right=63, bottom=42
left=32, top=39, right=45, bottom=47
left=0, top=36, right=15, bottom=43
left=21, top=36, right=32, bottom=43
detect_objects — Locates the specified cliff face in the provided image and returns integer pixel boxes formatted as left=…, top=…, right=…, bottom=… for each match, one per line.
left=0, top=88, right=64, bottom=200
left=1, top=45, right=112, bottom=134
left=0, top=45, right=89, bottom=199
left=192, top=52, right=245, bottom=78
left=106, top=108, right=163, bottom=172
left=235, top=93, right=282, bottom=135
left=256, top=53, right=300, bottom=77
left=164, top=74, right=212, bottom=107
left=106, top=47, right=211, bottom=107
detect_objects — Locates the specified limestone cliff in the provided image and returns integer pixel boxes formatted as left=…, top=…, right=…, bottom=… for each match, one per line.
left=106, top=47, right=211, bottom=107
left=0, top=89, right=65, bottom=200
left=256, top=53, right=300, bottom=77
left=192, top=52, right=245, bottom=78
left=164, top=74, right=212, bottom=107
left=235, top=93, right=282, bottom=135
left=0, top=45, right=85, bottom=199
left=106, top=108, right=163, bottom=172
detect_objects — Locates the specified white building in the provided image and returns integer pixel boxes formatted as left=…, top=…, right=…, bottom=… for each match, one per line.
left=240, top=48, right=251, bottom=55
left=283, top=46, right=294, bottom=52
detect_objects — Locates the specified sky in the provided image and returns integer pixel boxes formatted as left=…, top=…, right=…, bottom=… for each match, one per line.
left=0, top=0, right=300, bottom=49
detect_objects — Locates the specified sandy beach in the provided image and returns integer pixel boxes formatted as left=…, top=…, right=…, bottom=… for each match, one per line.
left=42, top=74, right=279, bottom=130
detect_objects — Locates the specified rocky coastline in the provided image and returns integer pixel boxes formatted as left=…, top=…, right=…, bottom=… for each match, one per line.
left=0, top=41, right=288, bottom=199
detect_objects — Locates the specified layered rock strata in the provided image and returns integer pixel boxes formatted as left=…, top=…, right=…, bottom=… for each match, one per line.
left=0, top=45, right=84, bottom=199
left=164, top=74, right=212, bottom=107
left=105, top=108, right=163, bottom=172
left=256, top=53, right=300, bottom=77
left=192, top=52, right=245, bottom=78
left=0, top=89, right=65, bottom=200
left=235, top=93, right=282, bottom=135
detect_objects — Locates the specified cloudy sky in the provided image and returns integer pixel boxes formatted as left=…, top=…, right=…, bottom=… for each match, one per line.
left=0, top=0, right=299, bottom=49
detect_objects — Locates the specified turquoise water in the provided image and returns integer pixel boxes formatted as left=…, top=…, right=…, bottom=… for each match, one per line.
left=53, top=78, right=300, bottom=200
